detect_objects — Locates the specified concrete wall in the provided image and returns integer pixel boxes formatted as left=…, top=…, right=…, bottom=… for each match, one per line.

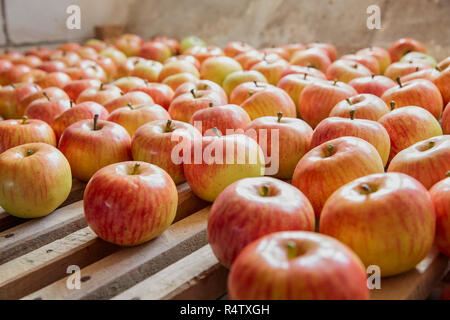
left=0, top=0, right=449, bottom=59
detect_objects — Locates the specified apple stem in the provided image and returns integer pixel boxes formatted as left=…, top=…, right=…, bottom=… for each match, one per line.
left=350, top=109, right=355, bottom=120
left=446, top=171, right=450, bottom=178
left=396, top=77, right=402, bottom=88
left=248, top=91, right=254, bottom=97
left=428, top=141, right=435, bottom=150
left=390, top=101, right=396, bottom=111
left=326, top=144, right=334, bottom=157
left=70, top=100, right=74, bottom=108
left=346, top=98, right=352, bottom=105
left=212, top=127, right=221, bottom=137
left=333, top=80, right=337, bottom=86
left=415, top=66, right=419, bottom=72
left=127, top=102, right=133, bottom=110
left=93, top=114, right=99, bottom=131
left=360, top=183, right=372, bottom=195
left=277, top=112, right=283, bottom=123
left=120, top=91, right=125, bottom=96
left=260, top=184, right=270, bottom=197
left=285, top=241, right=298, bottom=260
left=26, top=149, right=34, bottom=157
left=303, top=73, right=307, bottom=80
left=371, top=74, right=375, bottom=79
left=190, top=89, right=197, bottom=99
left=131, top=163, right=141, bottom=175
left=10, top=83, right=15, bottom=89
left=209, top=102, right=213, bottom=108
left=43, top=91, right=50, bottom=101
left=435, top=66, right=441, bottom=72
left=21, top=116, right=28, bottom=124
left=163, top=119, right=172, bottom=133
left=100, top=83, right=104, bottom=91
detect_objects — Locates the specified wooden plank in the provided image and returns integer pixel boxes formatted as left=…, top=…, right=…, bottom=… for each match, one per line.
left=112, top=245, right=228, bottom=300
left=22, top=206, right=210, bottom=300
left=0, top=182, right=204, bottom=265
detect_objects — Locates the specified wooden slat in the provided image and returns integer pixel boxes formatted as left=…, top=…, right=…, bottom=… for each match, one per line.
left=22, top=206, right=211, bottom=300
left=113, top=245, right=228, bottom=300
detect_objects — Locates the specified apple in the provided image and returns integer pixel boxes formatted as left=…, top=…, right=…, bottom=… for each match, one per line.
left=326, top=60, right=372, bottom=83
left=12, top=55, right=42, bottom=68
left=76, top=46, right=99, bottom=60
left=112, top=76, right=147, bottom=93
left=245, top=113, right=313, bottom=179
left=228, top=231, right=369, bottom=300
left=65, top=62, right=107, bottom=82
left=62, top=79, right=101, bottom=101
left=0, top=116, right=56, bottom=153
left=100, top=47, right=127, bottom=66
left=114, top=34, right=143, bottom=57
left=180, top=36, right=206, bottom=53
left=190, top=104, right=251, bottom=136
left=381, top=78, right=443, bottom=119
left=24, top=95, right=71, bottom=125
left=240, top=84, right=297, bottom=120
left=168, top=89, right=223, bottom=123
left=311, top=113, right=391, bottom=166
left=306, top=42, right=337, bottom=61
left=208, top=177, right=315, bottom=268
left=348, top=75, right=396, bottom=97
left=400, top=51, right=437, bottom=67
left=174, top=79, right=227, bottom=103
left=35, top=71, right=72, bottom=89
left=341, top=54, right=380, bottom=74
left=320, top=172, right=435, bottom=277
left=282, top=43, right=306, bottom=60
left=36, top=60, right=67, bottom=73
left=200, top=56, right=243, bottom=86
left=25, top=47, right=54, bottom=60
left=222, top=70, right=267, bottom=96
left=92, top=56, right=117, bottom=81
left=384, top=61, right=430, bottom=80
left=164, top=54, right=200, bottom=70
left=83, top=161, right=177, bottom=246
left=52, top=101, right=109, bottom=140
left=378, top=106, right=443, bottom=162
left=0, top=83, right=41, bottom=119
left=277, top=73, right=323, bottom=111
left=76, top=83, right=122, bottom=105
left=0, top=59, right=13, bottom=73
left=16, top=86, right=68, bottom=117
left=430, top=172, right=450, bottom=257
left=229, top=81, right=269, bottom=105
left=58, top=115, right=132, bottom=181
left=280, top=64, right=327, bottom=80
left=0, top=64, right=32, bottom=85
left=438, top=57, right=450, bottom=70
left=116, top=57, right=145, bottom=78
left=224, top=41, right=255, bottom=58
left=49, top=50, right=80, bottom=67
left=400, top=68, right=441, bottom=83
left=298, top=80, right=357, bottom=128
left=250, top=58, right=289, bottom=85
left=103, top=91, right=153, bottom=113
left=183, top=133, right=265, bottom=202
left=443, top=102, right=450, bottom=134
left=388, top=135, right=450, bottom=189
left=162, top=72, right=199, bottom=91
left=152, top=36, right=180, bottom=54
left=139, top=41, right=173, bottom=63
left=130, top=82, right=174, bottom=110
left=131, top=119, right=200, bottom=184
left=58, top=42, right=82, bottom=52
left=329, top=93, right=390, bottom=121
left=0, top=49, right=23, bottom=61
left=260, top=47, right=290, bottom=61
left=107, top=103, right=170, bottom=136
left=292, top=136, right=384, bottom=217
left=0, top=142, right=72, bottom=218
left=184, top=45, right=224, bottom=64
left=435, top=66, right=450, bottom=105
left=234, top=50, right=264, bottom=70
left=85, top=39, right=108, bottom=52
left=290, top=47, right=331, bottom=73
left=158, top=60, right=199, bottom=82
left=389, top=38, right=426, bottom=62
left=130, top=59, right=163, bottom=82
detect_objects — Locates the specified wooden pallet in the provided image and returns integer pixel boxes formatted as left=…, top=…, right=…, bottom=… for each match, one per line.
left=0, top=179, right=448, bottom=300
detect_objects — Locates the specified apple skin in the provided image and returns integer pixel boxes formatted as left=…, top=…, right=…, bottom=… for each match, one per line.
left=208, top=177, right=315, bottom=268
left=130, top=83, right=174, bottom=110
left=184, top=45, right=224, bottom=64
left=229, top=81, right=269, bottom=105
left=174, top=79, right=227, bottom=103
left=222, top=70, right=267, bottom=97
left=114, top=34, right=143, bottom=57
left=152, top=36, right=180, bottom=55
left=131, top=119, right=200, bottom=185
left=180, top=36, right=206, bottom=54
left=107, top=104, right=170, bottom=136
left=381, top=79, right=443, bottom=119
left=52, top=101, right=109, bottom=140
left=277, top=74, right=323, bottom=111
left=435, top=66, right=450, bottom=105
left=250, top=58, right=289, bottom=85
left=320, top=172, right=435, bottom=277
left=443, top=102, right=450, bottom=134
left=35, top=71, right=72, bottom=89
left=76, top=83, right=122, bottom=105
left=388, top=135, right=450, bottom=189
left=389, top=38, right=427, bottom=62
left=162, top=72, right=199, bottom=91
left=168, top=90, right=224, bottom=123
left=357, top=47, right=391, bottom=74
left=165, top=54, right=200, bottom=70
left=228, top=231, right=369, bottom=300
left=200, top=56, right=243, bottom=86
left=37, top=60, right=66, bottom=73
left=112, top=76, right=147, bottom=93
left=378, top=106, right=442, bottom=162
left=24, top=98, right=71, bottom=125
left=240, top=85, right=297, bottom=120
left=62, top=79, right=101, bottom=101
left=139, top=41, right=173, bottom=63
left=190, top=104, right=251, bottom=136
left=0, top=83, right=41, bottom=119
left=384, top=62, right=430, bottom=80
left=234, top=50, right=265, bottom=70
left=83, top=161, right=177, bottom=246
left=103, top=91, right=154, bottom=113
left=224, top=41, right=255, bottom=58
left=330, top=93, right=390, bottom=121
left=292, top=136, right=384, bottom=217
left=58, top=119, right=132, bottom=181
left=430, top=174, right=450, bottom=257
left=290, top=47, right=331, bottom=73
left=0, top=142, right=72, bottom=218
left=401, top=51, right=437, bottom=68
left=184, top=134, right=265, bottom=202
left=400, top=68, right=441, bottom=83
left=326, top=60, right=372, bottom=83
left=158, top=60, right=199, bottom=82
left=306, top=42, right=337, bottom=61
left=298, top=80, right=357, bottom=128
left=311, top=116, right=391, bottom=166
left=245, top=115, right=313, bottom=179
left=280, top=64, right=327, bottom=80
left=0, top=117, right=56, bottom=153
left=341, top=54, right=380, bottom=74
left=0, top=64, right=32, bottom=85
left=130, top=59, right=163, bottom=82
left=348, top=75, right=396, bottom=97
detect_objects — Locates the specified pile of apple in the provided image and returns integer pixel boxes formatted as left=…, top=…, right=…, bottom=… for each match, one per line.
left=0, top=34, right=449, bottom=300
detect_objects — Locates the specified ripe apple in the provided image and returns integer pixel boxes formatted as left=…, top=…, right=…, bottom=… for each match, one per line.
left=229, top=81, right=269, bottom=105
left=107, top=103, right=170, bottom=136
left=381, top=78, right=443, bottom=119
left=130, top=82, right=174, bottom=110
left=184, top=45, right=224, bottom=64
left=200, top=56, right=243, bottom=86
left=158, top=60, right=199, bottom=82
left=326, top=60, right=372, bottom=83
left=224, top=41, right=255, bottom=58
left=250, top=58, right=289, bottom=85
left=183, top=133, right=265, bottom=202
left=16, top=86, right=68, bottom=117
left=341, top=54, right=380, bottom=74
left=130, top=59, right=163, bottom=82
left=25, top=46, right=54, bottom=60
left=320, top=172, right=435, bottom=277
left=222, top=70, right=267, bottom=96
left=85, top=39, right=108, bottom=52
left=208, top=177, right=315, bottom=268
left=245, top=113, right=313, bottom=178
left=180, top=36, right=206, bottom=53
left=378, top=106, right=443, bottom=162
left=76, top=46, right=99, bottom=60
left=62, top=79, right=101, bottom=101
left=0, top=64, right=32, bottom=85
left=100, top=47, right=127, bottom=66
left=329, top=93, right=390, bottom=121
left=83, top=161, right=177, bottom=246
left=282, top=43, right=306, bottom=60
left=388, top=135, right=450, bottom=189
left=0, top=83, right=41, bottom=119
left=57, top=42, right=81, bottom=52
left=92, top=56, right=117, bottom=81
left=190, top=104, right=251, bottom=135
left=0, top=116, right=56, bottom=153
left=435, top=66, right=450, bottom=105
left=400, top=67, right=441, bottom=83
left=384, top=61, right=430, bottom=80
left=357, top=46, right=391, bottom=73
left=24, top=95, right=71, bottom=125
left=58, top=116, right=132, bottom=181
left=12, top=55, right=42, bottom=68
left=348, top=75, right=397, bottom=97
left=0, top=59, right=13, bottom=74
left=234, top=50, right=265, bottom=70
left=139, top=41, right=173, bottom=63
left=292, top=136, right=384, bottom=217
left=290, top=47, right=331, bottom=73
left=114, top=34, right=143, bottom=57
left=131, top=119, right=200, bottom=184
left=260, top=47, right=290, bottom=61
left=280, top=65, right=327, bottom=80
left=164, top=54, right=200, bottom=70
left=228, top=231, right=369, bottom=300
left=400, top=51, right=437, bottom=68
left=298, top=80, right=357, bottom=128
left=76, top=83, right=122, bottom=105
left=103, top=91, right=153, bottom=113
left=438, top=57, right=450, bottom=70
left=162, top=72, right=199, bottom=91
left=277, top=73, right=323, bottom=110
left=174, top=79, right=227, bottom=103
left=49, top=50, right=80, bottom=67
left=389, top=38, right=426, bottom=62
left=443, top=102, right=450, bottom=134
left=52, top=101, right=109, bottom=140
left=35, top=71, right=72, bottom=89
left=116, top=57, right=146, bottom=78
left=37, top=60, right=67, bottom=73
left=112, top=76, right=147, bottom=93
left=306, top=42, right=337, bottom=61
left=430, top=173, right=450, bottom=257
left=0, top=142, right=72, bottom=218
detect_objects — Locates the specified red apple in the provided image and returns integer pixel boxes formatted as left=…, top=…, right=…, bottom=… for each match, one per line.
left=250, top=58, right=289, bottom=85
left=85, top=39, right=108, bottom=53
left=83, top=161, right=177, bottom=246
left=326, top=60, right=372, bottom=83
left=76, top=46, right=99, bottom=60
left=228, top=231, right=369, bottom=300
left=229, top=81, right=269, bottom=105
left=208, top=177, right=315, bottom=268
left=49, top=50, right=80, bottom=67
left=277, top=73, right=323, bottom=111
left=0, top=142, right=72, bottom=218
left=0, top=59, right=13, bottom=73
left=58, top=116, right=132, bottom=181
left=329, top=93, right=390, bottom=121
left=184, top=45, right=224, bottom=64
left=173, top=79, right=227, bottom=103
left=200, top=56, right=243, bottom=86
left=12, top=55, right=42, bottom=68
left=103, top=91, right=153, bottom=113
left=130, top=82, right=174, bottom=110
left=139, top=41, right=174, bottom=63
left=290, top=47, right=331, bottom=73
left=400, top=67, right=441, bottom=83
left=260, top=47, right=290, bottom=61
left=348, top=75, right=396, bottom=97
left=35, top=71, right=72, bottom=89
left=92, top=56, right=117, bottom=81
left=292, top=136, right=384, bottom=217
left=306, top=42, right=337, bottom=61
left=435, top=66, right=450, bottom=105
left=130, top=59, right=163, bottom=82
left=131, top=119, right=200, bottom=184
left=158, top=60, right=199, bottom=82
left=443, top=102, right=450, bottom=134
left=36, top=60, right=67, bottom=73
left=162, top=72, right=199, bottom=91
left=384, top=61, right=430, bottom=80
left=224, top=41, right=255, bottom=58
left=378, top=106, right=443, bottom=162
left=16, top=86, right=68, bottom=117
left=0, top=116, right=56, bottom=153
left=357, top=46, right=391, bottom=74
left=25, top=47, right=54, bottom=61
left=282, top=43, right=306, bottom=60
left=430, top=173, right=450, bottom=257
left=298, top=80, right=357, bottom=128
left=24, top=95, right=71, bottom=125
left=341, top=54, right=380, bottom=74
left=64, top=63, right=107, bottom=82
left=116, top=57, right=145, bottom=78
left=164, top=54, right=200, bottom=70
left=76, top=83, right=122, bottom=105
left=62, top=79, right=101, bottom=101
left=114, top=34, right=143, bottom=57
left=0, top=64, right=32, bottom=85
left=320, top=172, right=435, bottom=276
left=280, top=65, right=327, bottom=80
left=234, top=50, right=264, bottom=70
left=58, top=42, right=82, bottom=52
left=0, top=83, right=41, bottom=119
left=389, top=38, right=426, bottom=62
left=112, top=76, right=147, bottom=93
left=152, top=36, right=180, bottom=54
left=100, top=47, right=127, bottom=67
left=222, top=70, right=267, bottom=96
